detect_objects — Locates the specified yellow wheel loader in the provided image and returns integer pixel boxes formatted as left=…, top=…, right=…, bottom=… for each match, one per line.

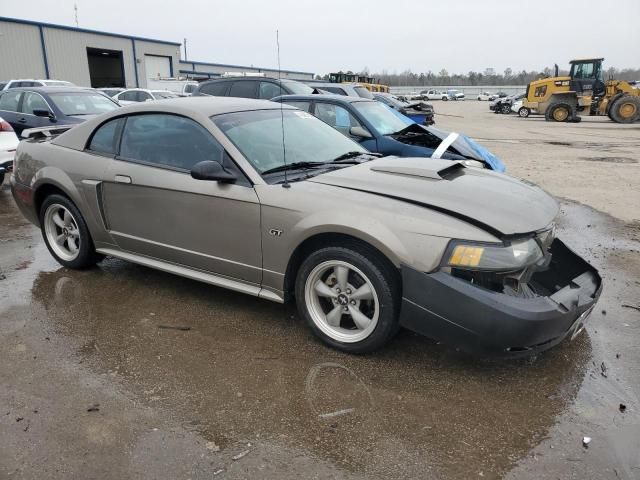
left=523, top=58, right=640, bottom=123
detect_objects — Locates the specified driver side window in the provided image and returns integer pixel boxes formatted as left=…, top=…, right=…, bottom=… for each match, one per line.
left=314, top=103, right=363, bottom=138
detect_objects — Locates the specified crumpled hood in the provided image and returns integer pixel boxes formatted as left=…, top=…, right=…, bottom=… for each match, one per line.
left=309, top=157, right=559, bottom=237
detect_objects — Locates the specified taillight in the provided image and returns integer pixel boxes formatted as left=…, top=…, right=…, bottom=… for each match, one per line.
left=0, top=120, right=14, bottom=132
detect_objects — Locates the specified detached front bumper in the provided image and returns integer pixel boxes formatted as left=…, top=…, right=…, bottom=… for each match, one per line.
left=399, top=239, right=602, bottom=356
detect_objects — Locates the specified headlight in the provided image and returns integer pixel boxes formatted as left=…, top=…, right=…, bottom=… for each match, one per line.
left=445, top=238, right=544, bottom=271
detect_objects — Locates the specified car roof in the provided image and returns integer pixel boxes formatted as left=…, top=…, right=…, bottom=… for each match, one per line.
left=199, top=77, right=293, bottom=84
left=273, top=94, right=374, bottom=105
left=4, top=86, right=95, bottom=94
left=52, top=96, right=296, bottom=149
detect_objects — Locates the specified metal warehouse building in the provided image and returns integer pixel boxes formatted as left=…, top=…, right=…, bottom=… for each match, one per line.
left=0, top=17, right=314, bottom=88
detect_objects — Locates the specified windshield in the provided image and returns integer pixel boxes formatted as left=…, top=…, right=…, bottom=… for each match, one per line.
left=212, top=109, right=366, bottom=175
left=280, top=80, right=314, bottom=95
left=49, top=92, right=119, bottom=115
left=352, top=101, right=410, bottom=135
left=380, top=95, right=405, bottom=108
left=354, top=86, right=373, bottom=99
left=152, top=91, right=178, bottom=99
left=44, top=80, right=74, bottom=87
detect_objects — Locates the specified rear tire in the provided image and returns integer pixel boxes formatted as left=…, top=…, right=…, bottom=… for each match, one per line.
left=545, top=102, right=573, bottom=122
left=295, top=244, right=400, bottom=353
left=442, top=96, right=448, bottom=101
left=609, top=96, right=640, bottom=124
left=518, top=107, right=530, bottom=118
left=40, top=194, right=102, bottom=269
left=501, top=104, right=511, bottom=114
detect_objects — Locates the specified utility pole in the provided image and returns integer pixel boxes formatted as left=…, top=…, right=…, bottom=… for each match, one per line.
left=184, top=38, right=188, bottom=61
left=74, top=3, right=79, bottom=27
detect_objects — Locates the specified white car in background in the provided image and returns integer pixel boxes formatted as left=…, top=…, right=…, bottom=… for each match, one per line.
left=0, top=117, right=19, bottom=186
left=511, top=99, right=531, bottom=117
left=96, top=87, right=125, bottom=98
left=477, top=91, right=497, bottom=101
left=114, top=88, right=179, bottom=105
left=1, top=79, right=75, bottom=91
left=420, top=89, right=446, bottom=100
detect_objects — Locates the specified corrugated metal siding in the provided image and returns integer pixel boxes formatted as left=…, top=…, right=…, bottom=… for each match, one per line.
left=179, top=61, right=314, bottom=81
left=133, top=40, right=180, bottom=87
left=0, top=21, right=47, bottom=79
left=43, top=28, right=135, bottom=87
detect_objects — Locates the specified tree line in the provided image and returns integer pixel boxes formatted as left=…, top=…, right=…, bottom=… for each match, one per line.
left=318, top=67, right=640, bottom=86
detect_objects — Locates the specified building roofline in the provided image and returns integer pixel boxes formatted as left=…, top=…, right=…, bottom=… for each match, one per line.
left=179, top=59, right=313, bottom=76
left=0, top=16, right=182, bottom=46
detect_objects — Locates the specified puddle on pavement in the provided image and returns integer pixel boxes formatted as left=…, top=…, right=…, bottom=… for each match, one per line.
left=579, top=156, right=638, bottom=164
left=28, top=260, right=593, bottom=479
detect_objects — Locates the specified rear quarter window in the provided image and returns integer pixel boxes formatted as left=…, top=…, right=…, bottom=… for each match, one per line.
left=199, top=81, right=230, bottom=96
left=88, top=117, right=125, bottom=155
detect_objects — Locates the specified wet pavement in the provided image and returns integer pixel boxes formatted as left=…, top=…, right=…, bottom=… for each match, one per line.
left=1, top=183, right=639, bottom=480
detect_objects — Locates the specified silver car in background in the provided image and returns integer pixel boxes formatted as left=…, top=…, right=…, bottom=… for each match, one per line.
left=10, top=98, right=601, bottom=355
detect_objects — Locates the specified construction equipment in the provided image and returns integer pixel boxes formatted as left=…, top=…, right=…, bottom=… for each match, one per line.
left=523, top=58, right=640, bottom=123
left=329, top=72, right=390, bottom=93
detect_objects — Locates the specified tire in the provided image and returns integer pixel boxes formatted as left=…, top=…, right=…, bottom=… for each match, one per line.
left=39, top=194, right=101, bottom=269
left=609, top=95, right=640, bottom=124
left=545, top=102, right=573, bottom=122
left=477, top=97, right=482, bottom=101
left=500, top=103, right=511, bottom=114
left=295, top=244, right=400, bottom=353
left=518, top=107, right=530, bottom=118
left=442, top=96, right=448, bottom=101
left=0, top=171, right=4, bottom=187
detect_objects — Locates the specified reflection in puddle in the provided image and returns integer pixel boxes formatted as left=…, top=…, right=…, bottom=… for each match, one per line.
left=31, top=260, right=592, bottom=479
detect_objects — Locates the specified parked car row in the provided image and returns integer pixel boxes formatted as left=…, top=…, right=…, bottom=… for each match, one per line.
left=0, top=116, right=19, bottom=185
left=490, top=93, right=526, bottom=114
left=8, top=95, right=602, bottom=356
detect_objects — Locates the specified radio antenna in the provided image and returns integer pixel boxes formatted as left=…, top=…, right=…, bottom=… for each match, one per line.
left=277, top=30, right=290, bottom=188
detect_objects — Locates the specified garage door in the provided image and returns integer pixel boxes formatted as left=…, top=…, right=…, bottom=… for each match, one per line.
left=145, top=55, right=171, bottom=80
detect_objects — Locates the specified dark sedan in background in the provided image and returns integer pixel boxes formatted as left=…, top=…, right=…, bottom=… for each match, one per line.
left=273, top=94, right=505, bottom=171
left=192, top=76, right=317, bottom=100
left=0, top=87, right=119, bottom=136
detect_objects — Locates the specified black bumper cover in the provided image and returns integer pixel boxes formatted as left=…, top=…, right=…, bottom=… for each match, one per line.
left=399, top=239, right=602, bottom=356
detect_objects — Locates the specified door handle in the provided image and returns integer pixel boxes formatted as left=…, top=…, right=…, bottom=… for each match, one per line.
left=114, top=175, right=132, bottom=184
left=18, top=118, right=27, bottom=123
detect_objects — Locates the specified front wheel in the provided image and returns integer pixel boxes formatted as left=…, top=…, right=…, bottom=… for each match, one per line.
left=501, top=104, right=511, bottom=114
left=518, top=107, right=530, bottom=118
left=295, top=245, right=400, bottom=353
left=442, top=96, right=448, bottom=101
left=40, top=194, right=101, bottom=269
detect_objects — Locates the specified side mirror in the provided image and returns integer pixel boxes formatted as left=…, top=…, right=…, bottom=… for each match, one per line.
left=33, top=109, right=55, bottom=120
left=190, top=160, right=237, bottom=183
left=349, top=126, right=372, bottom=139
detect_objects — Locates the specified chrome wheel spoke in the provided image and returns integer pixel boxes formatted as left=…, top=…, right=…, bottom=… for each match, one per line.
left=63, top=210, right=72, bottom=227
left=334, top=265, right=349, bottom=291
left=67, top=237, right=78, bottom=253
left=53, top=212, right=65, bottom=228
left=55, top=233, right=66, bottom=246
left=325, top=305, right=343, bottom=327
left=348, top=305, right=372, bottom=330
left=315, top=280, right=337, bottom=298
left=351, top=283, right=373, bottom=301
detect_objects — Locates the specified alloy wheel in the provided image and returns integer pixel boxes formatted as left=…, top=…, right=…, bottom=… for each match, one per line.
left=44, top=204, right=81, bottom=261
left=304, top=260, right=379, bottom=343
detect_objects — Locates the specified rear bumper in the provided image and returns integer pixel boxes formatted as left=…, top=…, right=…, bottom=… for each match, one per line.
left=399, top=239, right=602, bottom=356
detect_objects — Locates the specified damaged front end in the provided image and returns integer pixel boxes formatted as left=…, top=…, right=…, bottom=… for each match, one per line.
left=399, top=229, right=602, bottom=356
left=389, top=124, right=506, bottom=172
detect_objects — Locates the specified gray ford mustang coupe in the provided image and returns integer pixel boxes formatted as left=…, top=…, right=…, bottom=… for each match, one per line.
left=10, top=97, right=601, bottom=355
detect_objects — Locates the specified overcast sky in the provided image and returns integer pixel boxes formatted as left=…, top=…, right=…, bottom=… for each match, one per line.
left=2, top=0, right=639, bottom=75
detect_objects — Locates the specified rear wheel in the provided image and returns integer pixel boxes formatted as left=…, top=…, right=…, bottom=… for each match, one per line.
left=518, top=106, right=530, bottom=118
left=609, top=96, right=640, bottom=124
left=295, top=245, right=400, bottom=353
left=40, top=194, right=101, bottom=269
left=501, top=103, right=511, bottom=114
left=442, top=96, right=448, bottom=101
left=545, top=102, right=573, bottom=122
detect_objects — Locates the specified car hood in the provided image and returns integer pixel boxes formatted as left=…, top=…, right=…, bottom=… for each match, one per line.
left=309, top=157, right=558, bottom=237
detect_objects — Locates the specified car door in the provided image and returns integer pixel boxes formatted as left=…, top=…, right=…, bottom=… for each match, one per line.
left=19, top=91, right=56, bottom=132
left=0, top=90, right=23, bottom=133
left=98, top=113, right=262, bottom=284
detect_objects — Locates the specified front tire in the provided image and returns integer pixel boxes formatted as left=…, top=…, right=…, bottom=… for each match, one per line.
left=442, top=96, right=448, bottom=101
left=518, top=107, right=530, bottom=118
left=501, top=103, right=511, bottom=114
left=295, top=245, right=400, bottom=353
left=40, top=194, right=101, bottom=269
